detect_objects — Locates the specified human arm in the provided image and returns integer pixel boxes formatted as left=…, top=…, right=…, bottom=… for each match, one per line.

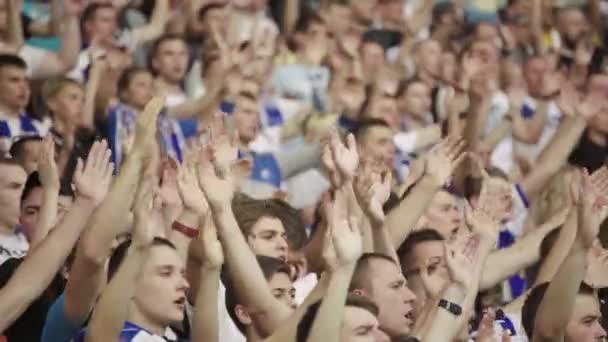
left=85, top=178, right=155, bottom=342
left=62, top=98, right=163, bottom=328
left=81, top=56, right=107, bottom=131
left=305, top=189, right=362, bottom=342
left=479, top=207, right=570, bottom=290
left=198, top=131, right=292, bottom=337
left=131, top=0, right=170, bottom=46
left=28, top=0, right=82, bottom=79
left=5, top=0, right=24, bottom=51
left=388, top=137, right=466, bottom=247
left=191, top=216, right=224, bottom=342
left=532, top=169, right=605, bottom=341
left=393, top=125, right=442, bottom=155
left=0, top=140, right=113, bottom=332
left=520, top=87, right=604, bottom=201
left=29, top=137, right=60, bottom=249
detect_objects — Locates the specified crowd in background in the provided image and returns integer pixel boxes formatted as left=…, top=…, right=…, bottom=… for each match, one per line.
left=0, top=0, right=607, bottom=341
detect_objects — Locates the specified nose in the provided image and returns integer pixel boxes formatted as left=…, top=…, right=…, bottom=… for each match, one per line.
left=276, top=236, right=288, bottom=251
left=403, top=285, right=417, bottom=303
left=180, top=276, right=190, bottom=291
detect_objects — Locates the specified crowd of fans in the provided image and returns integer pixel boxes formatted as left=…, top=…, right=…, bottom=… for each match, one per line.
left=0, top=0, right=608, bottom=341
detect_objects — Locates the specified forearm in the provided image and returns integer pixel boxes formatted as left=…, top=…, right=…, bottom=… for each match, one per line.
left=57, top=16, right=80, bottom=72
left=371, top=221, right=399, bottom=265
left=82, top=71, right=101, bottom=131
left=214, top=207, right=291, bottom=333
left=132, top=0, right=169, bottom=45
left=169, top=210, right=200, bottom=261
left=86, top=245, right=148, bottom=342
left=534, top=240, right=587, bottom=339
left=421, top=285, right=467, bottom=342
left=388, top=175, right=441, bottom=247
left=307, top=266, right=356, bottom=342
left=6, top=0, right=24, bottom=49
left=480, top=222, right=560, bottom=290
left=0, top=197, right=96, bottom=332
left=29, top=186, right=59, bottom=249
left=192, top=266, right=221, bottom=342
left=521, top=116, right=586, bottom=199
left=535, top=212, right=577, bottom=285
left=480, top=119, right=511, bottom=151
left=512, top=102, right=547, bottom=144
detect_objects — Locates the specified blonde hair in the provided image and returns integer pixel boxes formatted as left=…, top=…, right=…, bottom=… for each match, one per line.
left=41, top=77, right=83, bottom=102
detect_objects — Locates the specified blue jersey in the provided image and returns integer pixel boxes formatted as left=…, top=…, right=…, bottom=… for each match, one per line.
left=0, top=113, right=45, bottom=155
left=73, top=321, right=172, bottom=342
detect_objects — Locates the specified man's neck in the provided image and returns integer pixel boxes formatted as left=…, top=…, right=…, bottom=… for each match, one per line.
left=154, top=77, right=183, bottom=95
left=587, top=129, right=608, bottom=147
left=246, top=326, right=264, bottom=342
left=0, top=102, right=21, bottom=118
left=127, top=311, right=166, bottom=336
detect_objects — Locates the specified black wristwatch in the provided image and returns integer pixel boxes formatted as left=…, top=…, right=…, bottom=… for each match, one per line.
left=438, top=299, right=463, bottom=316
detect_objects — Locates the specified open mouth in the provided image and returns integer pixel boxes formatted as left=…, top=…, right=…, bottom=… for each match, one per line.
left=404, top=311, right=414, bottom=324
left=174, top=297, right=186, bottom=309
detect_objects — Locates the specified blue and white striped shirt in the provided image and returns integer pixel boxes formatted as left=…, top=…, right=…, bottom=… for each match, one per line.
left=0, top=113, right=47, bottom=155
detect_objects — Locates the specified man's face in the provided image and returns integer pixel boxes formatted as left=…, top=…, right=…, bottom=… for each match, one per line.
left=340, top=306, right=388, bottom=342
left=475, top=23, right=499, bottom=44
left=0, top=66, right=30, bottom=113
left=401, top=240, right=449, bottom=313
left=558, top=8, right=587, bottom=43
left=125, top=71, right=154, bottom=110
left=247, top=216, right=289, bottom=262
left=565, top=294, right=606, bottom=342
left=366, top=258, right=416, bottom=338
left=361, top=42, right=385, bottom=75
left=470, top=40, right=499, bottom=70
left=524, top=57, right=548, bottom=97
left=20, top=188, right=73, bottom=242
left=401, top=82, right=431, bottom=119
left=268, top=272, right=296, bottom=311
left=420, top=190, right=462, bottom=240
left=358, top=126, right=396, bottom=171
left=133, top=245, right=189, bottom=326
left=47, top=84, right=85, bottom=126
left=233, top=96, right=260, bottom=145
left=379, top=0, right=402, bottom=24
left=0, top=164, right=26, bottom=231
left=87, top=7, right=118, bottom=43
left=369, top=96, right=399, bottom=130
left=416, top=40, right=442, bottom=75
left=152, top=39, right=189, bottom=84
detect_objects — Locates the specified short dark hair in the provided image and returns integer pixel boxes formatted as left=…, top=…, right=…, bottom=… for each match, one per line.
left=232, top=193, right=307, bottom=251
left=349, top=253, right=397, bottom=292
left=198, top=3, right=225, bottom=21
left=296, top=294, right=379, bottom=342
left=21, top=171, right=42, bottom=204
left=0, top=54, right=27, bottom=70
left=350, top=118, right=390, bottom=142
left=224, top=255, right=291, bottom=333
left=522, top=282, right=596, bottom=339
left=147, top=34, right=188, bottom=74
left=9, top=136, right=43, bottom=161
left=397, top=229, right=445, bottom=274
left=108, top=237, right=177, bottom=281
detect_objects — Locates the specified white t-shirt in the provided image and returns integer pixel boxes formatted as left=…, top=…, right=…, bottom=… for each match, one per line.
left=18, top=45, right=47, bottom=78
left=514, top=98, right=563, bottom=163
left=0, top=231, right=29, bottom=265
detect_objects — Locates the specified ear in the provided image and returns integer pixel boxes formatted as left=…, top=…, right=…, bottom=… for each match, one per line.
left=351, top=288, right=368, bottom=297
left=235, top=304, right=252, bottom=326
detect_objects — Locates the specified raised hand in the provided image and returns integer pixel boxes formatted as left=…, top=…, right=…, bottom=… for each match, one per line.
left=134, top=97, right=164, bottom=154
left=330, top=131, right=360, bottom=182
left=177, top=157, right=209, bottom=215
left=585, top=244, right=608, bottom=288
left=464, top=200, right=501, bottom=244
left=354, top=163, right=392, bottom=224
left=324, top=189, right=362, bottom=269
left=322, top=142, right=342, bottom=187
left=37, top=136, right=60, bottom=190
left=207, top=112, right=238, bottom=177
left=575, top=91, right=606, bottom=121
left=132, top=178, right=157, bottom=248
left=444, top=237, right=478, bottom=290
left=73, top=140, right=114, bottom=206
left=572, top=169, right=607, bottom=249
left=158, top=159, right=183, bottom=209
left=197, top=147, right=235, bottom=210
left=419, top=258, right=447, bottom=300
left=424, top=136, right=466, bottom=187
left=557, top=81, right=579, bottom=117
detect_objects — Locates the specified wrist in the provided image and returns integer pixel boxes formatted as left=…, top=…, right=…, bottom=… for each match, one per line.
left=73, top=196, right=98, bottom=210
left=172, top=220, right=199, bottom=239
left=443, top=283, right=466, bottom=303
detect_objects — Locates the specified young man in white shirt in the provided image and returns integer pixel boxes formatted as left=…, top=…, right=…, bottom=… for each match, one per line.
left=0, top=159, right=29, bottom=264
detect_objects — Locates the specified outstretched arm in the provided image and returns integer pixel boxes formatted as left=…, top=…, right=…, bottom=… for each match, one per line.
left=131, top=0, right=169, bottom=46
left=533, top=170, right=604, bottom=341
left=388, top=137, right=466, bottom=247
left=63, top=98, right=163, bottom=329
left=0, top=140, right=113, bottom=332
left=199, top=126, right=291, bottom=336
left=29, top=137, right=60, bottom=249
left=85, top=179, right=155, bottom=342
